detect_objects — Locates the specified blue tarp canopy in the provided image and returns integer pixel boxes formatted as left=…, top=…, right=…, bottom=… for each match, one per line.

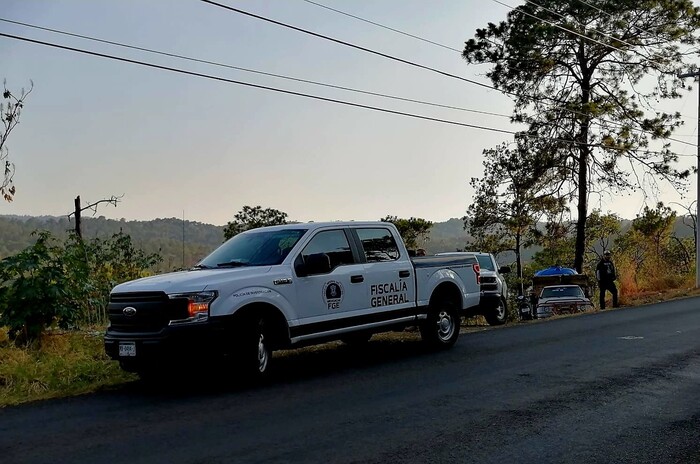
left=534, top=265, right=578, bottom=276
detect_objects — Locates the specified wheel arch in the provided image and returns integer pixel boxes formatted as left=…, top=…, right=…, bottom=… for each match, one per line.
left=232, top=302, right=291, bottom=349
left=429, top=281, right=463, bottom=308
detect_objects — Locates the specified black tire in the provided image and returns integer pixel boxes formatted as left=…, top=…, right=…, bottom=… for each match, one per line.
left=485, top=297, right=508, bottom=326
left=340, top=332, right=372, bottom=346
left=237, top=316, right=273, bottom=379
left=420, top=300, right=460, bottom=349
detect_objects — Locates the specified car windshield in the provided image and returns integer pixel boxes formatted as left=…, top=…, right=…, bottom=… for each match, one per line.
left=198, top=228, right=308, bottom=268
left=476, top=255, right=495, bottom=271
left=540, top=286, right=584, bottom=299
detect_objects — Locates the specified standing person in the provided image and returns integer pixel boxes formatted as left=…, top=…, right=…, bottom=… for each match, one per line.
left=596, top=250, right=619, bottom=309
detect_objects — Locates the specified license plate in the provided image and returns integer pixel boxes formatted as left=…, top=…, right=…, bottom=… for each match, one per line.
left=119, top=342, right=136, bottom=357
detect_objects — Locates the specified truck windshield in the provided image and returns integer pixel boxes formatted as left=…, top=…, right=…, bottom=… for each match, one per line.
left=541, top=287, right=583, bottom=299
left=198, top=229, right=308, bottom=268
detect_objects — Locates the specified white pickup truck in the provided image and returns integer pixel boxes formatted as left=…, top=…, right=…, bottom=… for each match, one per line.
left=104, top=222, right=481, bottom=378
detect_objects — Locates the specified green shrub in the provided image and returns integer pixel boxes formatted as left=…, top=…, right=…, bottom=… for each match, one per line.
left=0, top=230, right=162, bottom=344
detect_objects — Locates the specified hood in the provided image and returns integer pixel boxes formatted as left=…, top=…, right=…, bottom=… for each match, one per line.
left=111, top=266, right=273, bottom=294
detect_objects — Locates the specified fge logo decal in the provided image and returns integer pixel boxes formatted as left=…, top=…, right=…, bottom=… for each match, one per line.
left=323, top=280, right=344, bottom=310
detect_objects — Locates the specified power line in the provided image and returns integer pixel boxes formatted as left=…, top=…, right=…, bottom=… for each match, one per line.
left=491, top=0, right=625, bottom=53
left=301, top=0, right=574, bottom=66
left=0, top=17, right=510, bottom=120
left=200, top=0, right=499, bottom=92
left=0, top=32, right=517, bottom=135
left=201, top=0, right=695, bottom=149
left=0, top=31, right=688, bottom=159
left=300, top=0, right=461, bottom=53
left=523, top=0, right=638, bottom=50
left=573, top=0, right=657, bottom=38
left=489, top=0, right=694, bottom=147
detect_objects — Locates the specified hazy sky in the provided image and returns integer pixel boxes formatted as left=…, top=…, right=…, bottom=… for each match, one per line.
left=1, top=0, right=699, bottom=226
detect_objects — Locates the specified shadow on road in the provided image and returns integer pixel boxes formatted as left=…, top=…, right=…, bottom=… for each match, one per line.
left=110, top=332, right=440, bottom=400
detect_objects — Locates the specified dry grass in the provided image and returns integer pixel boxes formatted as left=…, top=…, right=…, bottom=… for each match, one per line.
left=0, top=328, right=136, bottom=407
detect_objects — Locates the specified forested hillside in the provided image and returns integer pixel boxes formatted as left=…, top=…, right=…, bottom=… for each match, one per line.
left=1, top=214, right=695, bottom=271
left=0, top=215, right=223, bottom=271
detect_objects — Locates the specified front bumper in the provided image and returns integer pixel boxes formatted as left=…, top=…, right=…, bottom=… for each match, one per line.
left=104, top=318, right=226, bottom=362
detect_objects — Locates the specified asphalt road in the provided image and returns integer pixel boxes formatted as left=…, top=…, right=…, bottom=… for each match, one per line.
left=3, top=297, right=700, bottom=464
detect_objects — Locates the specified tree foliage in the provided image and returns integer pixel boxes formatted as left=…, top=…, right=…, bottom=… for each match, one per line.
left=0, top=230, right=162, bottom=344
left=584, top=209, right=621, bottom=267
left=223, top=205, right=289, bottom=241
left=1, top=81, right=32, bottom=202
left=463, top=0, right=700, bottom=272
left=465, top=140, right=566, bottom=291
left=380, top=215, right=433, bottom=250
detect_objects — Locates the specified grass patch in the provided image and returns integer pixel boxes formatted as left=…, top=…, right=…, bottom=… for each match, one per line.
left=0, top=328, right=136, bottom=407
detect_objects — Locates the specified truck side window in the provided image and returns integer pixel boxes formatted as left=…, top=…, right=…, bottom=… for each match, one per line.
left=357, top=228, right=400, bottom=262
left=301, top=230, right=354, bottom=272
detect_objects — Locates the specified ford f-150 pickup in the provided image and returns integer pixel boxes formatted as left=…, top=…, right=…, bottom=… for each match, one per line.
left=104, top=222, right=481, bottom=378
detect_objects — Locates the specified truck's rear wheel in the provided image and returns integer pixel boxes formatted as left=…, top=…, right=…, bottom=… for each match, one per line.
left=420, top=301, right=460, bottom=349
left=485, top=297, right=508, bottom=326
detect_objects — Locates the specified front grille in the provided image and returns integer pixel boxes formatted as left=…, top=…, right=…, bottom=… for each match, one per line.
left=481, top=276, right=497, bottom=284
left=108, top=292, right=189, bottom=333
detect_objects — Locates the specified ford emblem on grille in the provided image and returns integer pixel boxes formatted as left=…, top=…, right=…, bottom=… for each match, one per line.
left=123, top=306, right=137, bottom=316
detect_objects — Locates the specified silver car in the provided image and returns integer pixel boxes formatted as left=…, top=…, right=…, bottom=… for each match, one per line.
left=536, top=285, right=594, bottom=318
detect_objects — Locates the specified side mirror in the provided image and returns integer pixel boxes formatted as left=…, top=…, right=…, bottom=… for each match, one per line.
left=296, top=253, right=332, bottom=276
left=499, top=266, right=511, bottom=274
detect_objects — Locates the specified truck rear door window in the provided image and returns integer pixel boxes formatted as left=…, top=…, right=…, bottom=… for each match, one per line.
left=301, top=230, right=355, bottom=271
left=357, top=228, right=400, bottom=262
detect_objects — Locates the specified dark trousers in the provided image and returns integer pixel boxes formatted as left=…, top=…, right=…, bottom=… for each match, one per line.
left=599, top=281, right=618, bottom=309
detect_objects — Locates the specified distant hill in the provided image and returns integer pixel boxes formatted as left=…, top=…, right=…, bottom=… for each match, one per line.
left=0, top=215, right=224, bottom=272
left=1, top=214, right=695, bottom=270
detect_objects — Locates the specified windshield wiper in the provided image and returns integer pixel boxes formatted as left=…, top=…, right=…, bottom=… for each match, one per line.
left=191, top=264, right=211, bottom=270
left=216, top=260, right=250, bottom=268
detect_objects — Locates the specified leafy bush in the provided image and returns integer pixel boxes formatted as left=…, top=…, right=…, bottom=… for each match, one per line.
left=0, top=232, right=74, bottom=344
left=0, top=230, right=162, bottom=344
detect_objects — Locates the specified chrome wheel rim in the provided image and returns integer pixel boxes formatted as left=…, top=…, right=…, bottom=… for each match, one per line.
left=436, top=310, right=455, bottom=342
left=257, top=333, right=269, bottom=373
left=496, top=301, right=506, bottom=320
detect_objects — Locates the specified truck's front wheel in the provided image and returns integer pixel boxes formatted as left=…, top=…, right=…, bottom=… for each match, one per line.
left=420, top=301, right=460, bottom=349
left=235, top=316, right=272, bottom=379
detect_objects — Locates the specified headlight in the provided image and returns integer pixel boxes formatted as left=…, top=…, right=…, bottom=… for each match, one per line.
left=169, top=291, right=217, bottom=321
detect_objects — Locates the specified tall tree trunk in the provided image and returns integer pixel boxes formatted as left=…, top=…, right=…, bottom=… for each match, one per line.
left=574, top=47, right=591, bottom=274
left=574, top=146, right=589, bottom=273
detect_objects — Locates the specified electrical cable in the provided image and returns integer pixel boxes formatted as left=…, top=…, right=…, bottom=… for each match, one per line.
left=0, top=31, right=517, bottom=135
left=0, top=17, right=510, bottom=120
left=300, top=0, right=461, bottom=53
left=0, top=31, right=690, bottom=158
left=201, top=0, right=695, bottom=148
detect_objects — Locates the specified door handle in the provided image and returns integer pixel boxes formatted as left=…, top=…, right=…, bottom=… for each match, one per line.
left=399, top=270, right=411, bottom=278
left=351, top=275, right=364, bottom=283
